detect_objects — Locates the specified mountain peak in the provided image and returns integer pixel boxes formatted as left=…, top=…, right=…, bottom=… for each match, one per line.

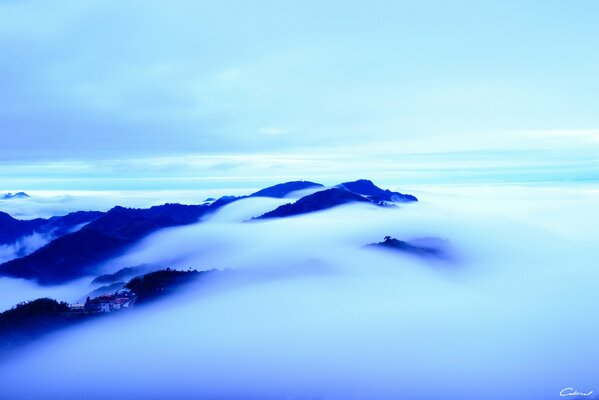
left=249, top=181, right=324, bottom=198
left=338, top=179, right=417, bottom=203
left=0, top=203, right=212, bottom=284
left=255, top=187, right=371, bottom=219
left=365, top=236, right=448, bottom=259
left=1, top=192, right=30, bottom=200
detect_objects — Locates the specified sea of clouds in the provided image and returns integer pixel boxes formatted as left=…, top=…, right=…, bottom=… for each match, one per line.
left=0, top=184, right=598, bottom=400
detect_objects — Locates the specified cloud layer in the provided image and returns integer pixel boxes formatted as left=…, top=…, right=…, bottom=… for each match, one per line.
left=0, top=185, right=597, bottom=399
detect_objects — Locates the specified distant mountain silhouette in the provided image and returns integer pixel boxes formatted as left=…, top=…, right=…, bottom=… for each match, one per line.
left=254, top=180, right=417, bottom=219
left=1, top=192, right=29, bottom=200
left=208, top=181, right=325, bottom=209
left=249, top=181, right=323, bottom=198
left=91, top=264, right=157, bottom=285
left=0, top=204, right=211, bottom=284
left=365, top=236, right=446, bottom=258
left=87, top=204, right=208, bottom=240
left=41, top=211, right=105, bottom=236
left=0, top=180, right=419, bottom=284
left=0, top=228, right=128, bottom=284
left=0, top=210, right=103, bottom=246
left=208, top=195, right=242, bottom=209
left=0, top=298, right=89, bottom=352
left=255, top=188, right=373, bottom=219
left=125, top=268, right=210, bottom=304
left=85, top=281, right=127, bottom=300
left=0, top=212, right=45, bottom=245
left=338, top=179, right=417, bottom=202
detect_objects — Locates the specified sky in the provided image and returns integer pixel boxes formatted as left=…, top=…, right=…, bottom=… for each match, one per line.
left=1, top=0, right=598, bottom=190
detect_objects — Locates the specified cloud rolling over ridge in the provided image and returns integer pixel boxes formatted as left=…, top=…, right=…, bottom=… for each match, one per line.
left=0, top=185, right=597, bottom=399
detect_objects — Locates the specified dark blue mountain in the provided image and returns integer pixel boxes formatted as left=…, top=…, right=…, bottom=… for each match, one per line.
left=208, top=195, right=242, bottom=209
left=0, top=204, right=212, bottom=284
left=0, top=210, right=103, bottom=246
left=41, top=211, right=105, bottom=237
left=0, top=298, right=84, bottom=352
left=87, top=204, right=208, bottom=240
left=254, top=180, right=417, bottom=219
left=0, top=228, right=128, bottom=284
left=255, top=188, right=372, bottom=219
left=208, top=181, right=325, bottom=208
left=91, top=264, right=156, bottom=285
left=0, top=180, right=418, bottom=284
left=0, top=212, right=46, bottom=245
left=337, top=179, right=417, bottom=202
left=249, top=181, right=323, bottom=198
left=365, top=236, right=446, bottom=258
left=125, top=268, right=208, bottom=304
left=1, top=192, right=30, bottom=200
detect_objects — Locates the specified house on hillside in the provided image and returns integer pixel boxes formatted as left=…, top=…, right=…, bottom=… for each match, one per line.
left=81, top=290, right=137, bottom=313
left=110, top=297, right=132, bottom=311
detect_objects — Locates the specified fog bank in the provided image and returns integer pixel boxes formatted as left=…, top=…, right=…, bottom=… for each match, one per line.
left=1, top=185, right=598, bottom=400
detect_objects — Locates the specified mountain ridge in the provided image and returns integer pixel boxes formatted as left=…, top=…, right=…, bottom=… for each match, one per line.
left=337, top=179, right=417, bottom=202
left=255, top=180, right=416, bottom=219
left=255, top=187, right=373, bottom=219
left=0, top=180, right=418, bottom=284
left=0, top=210, right=103, bottom=246
left=0, top=204, right=212, bottom=284
left=1, top=192, right=30, bottom=200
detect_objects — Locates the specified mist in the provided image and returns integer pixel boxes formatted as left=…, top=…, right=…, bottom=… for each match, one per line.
left=0, top=277, right=92, bottom=313
left=0, top=232, right=50, bottom=265
left=0, top=184, right=598, bottom=400
left=0, top=188, right=250, bottom=219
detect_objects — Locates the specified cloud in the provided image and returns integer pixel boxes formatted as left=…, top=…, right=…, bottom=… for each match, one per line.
left=0, top=185, right=598, bottom=399
left=520, top=128, right=599, bottom=144
left=0, top=276, right=92, bottom=313
left=215, top=68, right=243, bottom=83
left=1, top=0, right=598, bottom=168
left=0, top=232, right=50, bottom=264
left=0, top=186, right=599, bottom=400
left=2, top=135, right=598, bottom=192
left=258, top=127, right=287, bottom=135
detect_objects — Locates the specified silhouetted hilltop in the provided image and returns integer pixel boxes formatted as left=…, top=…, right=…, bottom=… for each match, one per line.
left=88, top=204, right=208, bottom=240
left=338, top=179, right=417, bottom=202
left=255, top=188, right=372, bottom=219
left=365, top=236, right=445, bottom=258
left=0, top=180, right=419, bottom=284
left=0, top=298, right=70, bottom=326
left=1, top=192, right=29, bottom=200
left=0, top=269, right=213, bottom=351
left=255, top=181, right=417, bottom=219
left=125, top=268, right=211, bottom=304
left=86, top=281, right=127, bottom=299
left=0, top=228, right=128, bottom=283
left=92, top=264, right=156, bottom=285
left=209, top=181, right=325, bottom=209
left=0, top=204, right=212, bottom=284
left=0, top=212, right=46, bottom=245
left=249, top=181, right=323, bottom=198
left=0, top=210, right=102, bottom=246
left=0, top=298, right=91, bottom=351
left=43, top=211, right=104, bottom=237
left=209, top=195, right=242, bottom=209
